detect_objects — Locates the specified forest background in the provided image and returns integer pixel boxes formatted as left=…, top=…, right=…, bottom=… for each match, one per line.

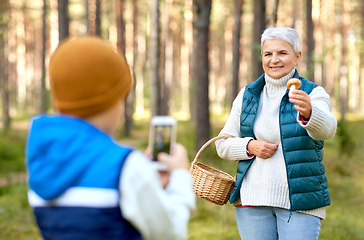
left=0, top=0, right=364, bottom=239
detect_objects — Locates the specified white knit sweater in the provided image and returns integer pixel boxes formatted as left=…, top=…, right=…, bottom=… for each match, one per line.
left=216, top=69, right=337, bottom=219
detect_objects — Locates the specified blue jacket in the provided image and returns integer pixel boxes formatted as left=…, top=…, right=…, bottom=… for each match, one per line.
left=229, top=71, right=331, bottom=211
left=26, top=115, right=141, bottom=240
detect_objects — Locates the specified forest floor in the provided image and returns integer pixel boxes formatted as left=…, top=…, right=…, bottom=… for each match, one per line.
left=0, top=172, right=27, bottom=188
left=0, top=120, right=28, bottom=188
left=0, top=118, right=364, bottom=240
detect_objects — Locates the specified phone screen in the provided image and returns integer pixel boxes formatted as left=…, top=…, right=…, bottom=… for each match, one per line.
left=152, top=125, right=172, bottom=161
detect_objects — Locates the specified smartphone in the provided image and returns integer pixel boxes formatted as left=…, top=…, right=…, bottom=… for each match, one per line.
left=148, top=116, right=177, bottom=162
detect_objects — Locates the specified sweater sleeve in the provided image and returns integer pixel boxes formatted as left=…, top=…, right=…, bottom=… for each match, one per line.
left=119, top=151, right=196, bottom=240
left=215, top=88, right=255, bottom=161
left=297, top=86, right=337, bottom=140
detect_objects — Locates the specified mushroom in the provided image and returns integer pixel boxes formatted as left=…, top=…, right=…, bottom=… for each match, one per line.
left=286, top=78, right=302, bottom=91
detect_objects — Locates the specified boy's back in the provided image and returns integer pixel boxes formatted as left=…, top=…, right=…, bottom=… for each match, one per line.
left=26, top=37, right=195, bottom=240
left=27, top=116, right=141, bottom=239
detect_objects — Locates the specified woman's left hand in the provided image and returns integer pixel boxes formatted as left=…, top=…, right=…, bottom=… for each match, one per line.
left=288, top=89, right=312, bottom=118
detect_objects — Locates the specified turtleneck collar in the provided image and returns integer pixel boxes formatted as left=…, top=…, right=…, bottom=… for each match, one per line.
left=264, top=68, right=296, bottom=89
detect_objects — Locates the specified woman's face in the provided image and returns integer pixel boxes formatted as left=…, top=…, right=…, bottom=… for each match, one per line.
left=262, top=39, right=301, bottom=79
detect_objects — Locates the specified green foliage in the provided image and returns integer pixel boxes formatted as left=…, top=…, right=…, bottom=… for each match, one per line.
left=0, top=131, right=26, bottom=176
left=336, top=120, right=355, bottom=156
left=336, top=119, right=364, bottom=157
left=0, top=184, right=42, bottom=240
left=188, top=199, right=239, bottom=240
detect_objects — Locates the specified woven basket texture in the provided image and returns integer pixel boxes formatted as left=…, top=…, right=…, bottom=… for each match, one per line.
left=189, top=135, right=235, bottom=205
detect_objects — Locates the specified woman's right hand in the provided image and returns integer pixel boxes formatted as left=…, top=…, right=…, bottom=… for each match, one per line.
left=247, top=140, right=278, bottom=159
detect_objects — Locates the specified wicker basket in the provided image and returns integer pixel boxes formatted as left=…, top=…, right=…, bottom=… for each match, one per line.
left=189, top=135, right=235, bottom=205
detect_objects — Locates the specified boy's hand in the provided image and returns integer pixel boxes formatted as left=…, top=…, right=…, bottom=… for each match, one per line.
left=144, top=147, right=152, bottom=159
left=145, top=143, right=190, bottom=188
left=288, top=89, right=312, bottom=119
left=157, top=143, right=190, bottom=171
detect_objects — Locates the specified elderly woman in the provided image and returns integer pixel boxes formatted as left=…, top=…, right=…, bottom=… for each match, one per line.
left=216, top=27, right=337, bottom=240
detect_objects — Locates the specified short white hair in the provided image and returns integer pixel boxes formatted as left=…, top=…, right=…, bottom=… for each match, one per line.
left=261, top=27, right=300, bottom=53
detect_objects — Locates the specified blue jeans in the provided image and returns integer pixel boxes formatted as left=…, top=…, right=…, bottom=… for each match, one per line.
left=235, top=207, right=321, bottom=240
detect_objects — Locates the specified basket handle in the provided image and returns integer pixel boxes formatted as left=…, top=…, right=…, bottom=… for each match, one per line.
left=191, top=134, right=234, bottom=165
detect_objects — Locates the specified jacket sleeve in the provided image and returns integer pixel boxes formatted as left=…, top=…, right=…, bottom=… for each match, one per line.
left=297, top=86, right=337, bottom=140
left=215, top=87, right=255, bottom=161
left=119, top=151, right=196, bottom=240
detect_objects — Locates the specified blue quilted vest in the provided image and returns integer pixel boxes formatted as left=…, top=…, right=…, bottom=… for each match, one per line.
left=229, top=71, right=331, bottom=211
left=27, top=115, right=142, bottom=240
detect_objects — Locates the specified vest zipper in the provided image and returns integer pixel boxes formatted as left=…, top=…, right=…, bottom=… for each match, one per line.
left=279, top=94, right=293, bottom=213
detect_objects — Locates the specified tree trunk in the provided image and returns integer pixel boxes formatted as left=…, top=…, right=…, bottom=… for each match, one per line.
left=171, top=2, right=182, bottom=113
left=183, top=0, right=192, bottom=117
left=189, top=12, right=197, bottom=123
left=58, top=0, right=69, bottom=42
left=162, top=0, right=174, bottom=115
left=291, top=0, right=298, bottom=28
left=359, top=0, right=364, bottom=113
left=319, top=0, right=326, bottom=89
left=116, top=0, right=126, bottom=129
left=116, top=0, right=128, bottom=134
left=339, top=0, right=350, bottom=121
left=252, top=0, right=266, bottom=81
left=1, top=53, right=10, bottom=131
left=119, top=0, right=137, bottom=137
left=231, top=0, right=243, bottom=106
left=306, top=0, right=315, bottom=82
left=21, top=4, right=29, bottom=113
left=325, top=1, right=335, bottom=98
left=272, top=0, right=279, bottom=26
left=192, top=0, right=211, bottom=150
left=85, top=0, right=89, bottom=33
left=95, top=0, right=101, bottom=36
left=40, top=0, right=49, bottom=113
left=0, top=1, right=10, bottom=130
left=116, top=0, right=125, bottom=54
left=150, top=0, right=162, bottom=116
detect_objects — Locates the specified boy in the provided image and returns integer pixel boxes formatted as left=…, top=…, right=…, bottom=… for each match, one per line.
left=26, top=36, right=195, bottom=240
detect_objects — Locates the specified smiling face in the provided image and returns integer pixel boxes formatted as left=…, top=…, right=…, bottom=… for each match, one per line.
left=262, top=39, right=301, bottom=79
